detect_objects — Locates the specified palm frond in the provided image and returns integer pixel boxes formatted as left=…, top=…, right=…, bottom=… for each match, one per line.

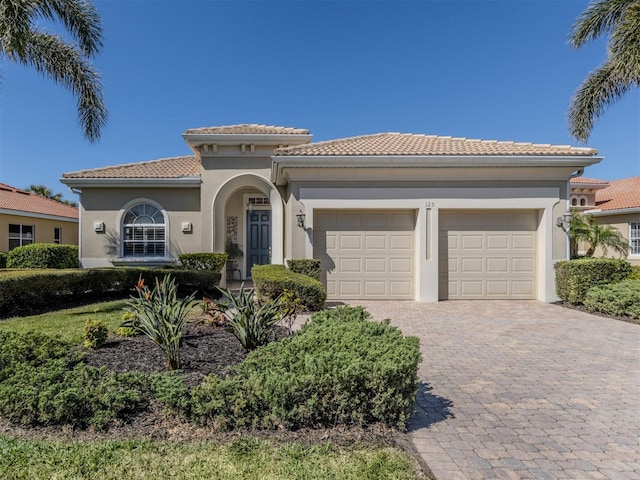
left=19, top=30, right=107, bottom=141
left=569, top=0, right=634, bottom=48
left=568, top=61, right=632, bottom=143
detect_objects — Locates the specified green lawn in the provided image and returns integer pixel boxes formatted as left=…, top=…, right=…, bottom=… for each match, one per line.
left=0, top=300, right=129, bottom=344
left=0, top=435, right=420, bottom=479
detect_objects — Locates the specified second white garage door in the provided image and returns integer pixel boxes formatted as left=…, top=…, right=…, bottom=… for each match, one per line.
left=439, top=210, right=538, bottom=300
left=314, top=210, right=415, bottom=299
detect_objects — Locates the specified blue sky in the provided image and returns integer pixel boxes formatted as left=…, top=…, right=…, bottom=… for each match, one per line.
left=1, top=0, right=638, bottom=203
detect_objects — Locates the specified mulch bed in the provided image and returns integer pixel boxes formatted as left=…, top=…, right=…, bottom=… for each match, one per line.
left=83, top=322, right=250, bottom=387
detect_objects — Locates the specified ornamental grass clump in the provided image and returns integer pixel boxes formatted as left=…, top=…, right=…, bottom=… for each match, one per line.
left=122, top=275, right=197, bottom=370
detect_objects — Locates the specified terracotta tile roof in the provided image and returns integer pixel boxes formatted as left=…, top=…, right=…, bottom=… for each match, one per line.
left=183, top=124, right=310, bottom=135
left=0, top=183, right=78, bottom=219
left=595, top=177, right=640, bottom=211
left=62, top=156, right=200, bottom=179
left=274, top=133, right=598, bottom=157
left=569, top=177, right=610, bottom=185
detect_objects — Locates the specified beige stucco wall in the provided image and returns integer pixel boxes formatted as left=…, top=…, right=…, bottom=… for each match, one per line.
left=0, top=213, right=78, bottom=252
left=587, top=212, right=640, bottom=265
left=78, top=187, right=200, bottom=267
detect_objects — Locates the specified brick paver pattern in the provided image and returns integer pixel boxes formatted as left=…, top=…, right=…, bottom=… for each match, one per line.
left=352, top=300, right=640, bottom=480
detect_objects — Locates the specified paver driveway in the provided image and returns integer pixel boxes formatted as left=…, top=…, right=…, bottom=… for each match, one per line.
left=352, top=300, right=640, bottom=480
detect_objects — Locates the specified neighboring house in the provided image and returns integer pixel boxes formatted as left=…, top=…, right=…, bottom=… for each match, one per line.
left=61, top=124, right=600, bottom=302
left=570, top=176, right=640, bottom=265
left=0, top=183, right=79, bottom=252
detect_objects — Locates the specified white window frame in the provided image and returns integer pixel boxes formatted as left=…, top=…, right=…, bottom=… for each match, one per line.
left=8, top=224, right=34, bottom=250
left=630, top=222, right=640, bottom=256
left=118, top=200, right=169, bottom=259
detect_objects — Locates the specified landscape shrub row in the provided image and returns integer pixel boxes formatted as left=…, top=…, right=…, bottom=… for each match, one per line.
left=252, top=264, right=326, bottom=311
left=286, top=258, right=321, bottom=281
left=5, top=244, right=79, bottom=269
left=157, top=306, right=421, bottom=430
left=554, top=258, right=632, bottom=304
left=583, top=280, right=640, bottom=319
left=0, top=268, right=221, bottom=317
left=0, top=306, right=421, bottom=432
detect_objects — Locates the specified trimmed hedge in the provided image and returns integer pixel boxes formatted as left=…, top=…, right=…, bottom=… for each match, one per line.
left=0, top=252, right=7, bottom=269
left=286, top=258, right=321, bottom=281
left=178, top=253, right=228, bottom=273
left=6, top=244, right=78, bottom=269
left=555, top=258, right=632, bottom=304
left=629, top=265, right=640, bottom=280
left=583, top=280, right=640, bottom=319
left=252, top=264, right=326, bottom=311
left=182, top=306, right=421, bottom=430
left=0, top=268, right=221, bottom=318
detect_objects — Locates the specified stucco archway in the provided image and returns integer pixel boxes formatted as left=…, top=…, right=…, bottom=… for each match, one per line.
left=212, top=174, right=284, bottom=271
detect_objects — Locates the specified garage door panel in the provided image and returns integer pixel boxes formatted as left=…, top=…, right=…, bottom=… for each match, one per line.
left=365, top=235, right=387, bottom=249
left=314, top=210, right=415, bottom=300
left=440, top=210, right=537, bottom=300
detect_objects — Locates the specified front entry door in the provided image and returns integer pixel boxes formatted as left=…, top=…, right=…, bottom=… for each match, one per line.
left=247, top=210, right=271, bottom=275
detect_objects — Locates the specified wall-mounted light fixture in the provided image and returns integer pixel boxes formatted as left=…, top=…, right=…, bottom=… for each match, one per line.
left=556, top=214, right=572, bottom=232
left=94, top=221, right=105, bottom=233
left=181, top=222, right=192, bottom=233
left=296, top=211, right=306, bottom=229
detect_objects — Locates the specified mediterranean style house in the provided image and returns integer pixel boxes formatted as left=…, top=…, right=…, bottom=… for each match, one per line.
left=570, top=176, right=640, bottom=265
left=0, top=183, right=78, bottom=252
left=61, top=124, right=601, bottom=302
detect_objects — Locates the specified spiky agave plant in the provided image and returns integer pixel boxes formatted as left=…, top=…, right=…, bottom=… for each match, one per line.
left=122, top=275, right=197, bottom=370
left=215, top=284, right=285, bottom=351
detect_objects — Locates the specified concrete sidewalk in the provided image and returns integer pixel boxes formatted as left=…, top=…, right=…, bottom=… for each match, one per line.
left=351, top=300, right=640, bottom=480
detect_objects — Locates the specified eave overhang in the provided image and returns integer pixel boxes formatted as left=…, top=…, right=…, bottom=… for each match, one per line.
left=270, top=155, right=604, bottom=186
left=183, top=133, right=313, bottom=155
left=584, top=207, right=640, bottom=216
left=0, top=208, right=78, bottom=223
left=59, top=176, right=202, bottom=188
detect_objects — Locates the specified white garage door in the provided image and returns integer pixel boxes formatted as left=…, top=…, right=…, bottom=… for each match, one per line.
left=314, top=210, right=415, bottom=300
left=439, top=210, right=538, bottom=300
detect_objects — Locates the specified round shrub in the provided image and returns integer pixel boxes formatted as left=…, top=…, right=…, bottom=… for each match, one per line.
left=6, top=243, right=78, bottom=269
left=583, top=280, right=640, bottom=319
left=83, top=319, right=109, bottom=349
left=252, top=264, right=326, bottom=311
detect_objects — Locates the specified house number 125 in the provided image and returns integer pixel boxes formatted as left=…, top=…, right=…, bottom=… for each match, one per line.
left=425, top=201, right=436, bottom=208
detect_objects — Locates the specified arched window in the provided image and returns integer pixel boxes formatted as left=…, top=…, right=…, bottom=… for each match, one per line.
left=571, top=197, right=578, bottom=206
left=122, top=203, right=166, bottom=257
left=580, top=197, right=586, bottom=206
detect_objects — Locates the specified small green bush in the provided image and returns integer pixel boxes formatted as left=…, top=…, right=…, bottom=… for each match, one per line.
left=286, top=259, right=321, bottom=281
left=0, top=252, right=7, bottom=268
left=628, top=265, right=640, bottom=280
left=179, top=253, right=228, bottom=273
left=185, top=306, right=421, bottom=430
left=0, top=331, right=80, bottom=374
left=252, top=264, right=326, bottom=311
left=83, top=319, right=109, bottom=349
left=583, top=280, right=640, bottom=319
left=555, top=258, right=632, bottom=304
left=6, top=243, right=78, bottom=269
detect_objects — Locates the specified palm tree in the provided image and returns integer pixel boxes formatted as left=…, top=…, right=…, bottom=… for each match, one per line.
left=25, top=184, right=77, bottom=206
left=570, top=211, right=630, bottom=257
left=567, top=0, right=640, bottom=143
left=0, top=0, right=107, bottom=141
